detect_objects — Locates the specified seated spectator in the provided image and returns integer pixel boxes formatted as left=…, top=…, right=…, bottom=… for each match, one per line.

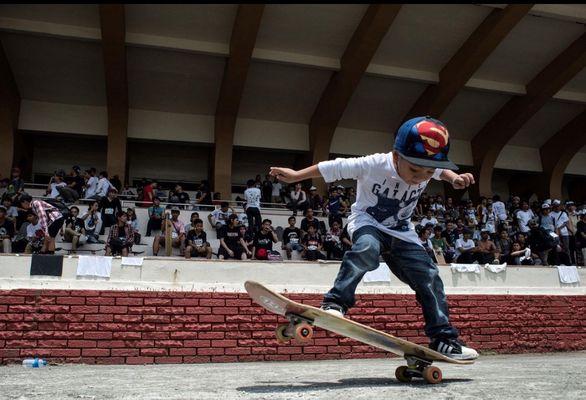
left=11, top=217, right=29, bottom=253
left=287, top=183, right=308, bottom=216
left=81, top=200, right=103, bottom=244
left=19, top=194, right=65, bottom=254
left=345, top=187, right=356, bottom=208
left=323, top=219, right=344, bottom=260
left=337, top=185, right=350, bottom=216
left=58, top=165, right=84, bottom=204
left=2, top=166, right=25, bottom=203
left=218, top=214, right=248, bottom=260
left=430, top=195, right=446, bottom=218
left=442, top=221, right=458, bottom=249
left=99, top=188, right=122, bottom=235
left=417, top=225, right=435, bottom=261
left=0, top=206, right=15, bottom=253
left=46, top=171, right=67, bottom=199
left=153, top=207, right=185, bottom=256
left=528, top=219, right=555, bottom=266
left=455, top=218, right=466, bottom=240
left=121, top=184, right=136, bottom=199
left=169, top=184, right=190, bottom=208
left=185, top=212, right=201, bottom=232
left=184, top=219, right=212, bottom=259
left=252, top=219, right=278, bottom=260
left=475, top=229, right=498, bottom=264
left=455, top=230, right=476, bottom=263
left=60, top=206, right=86, bottom=253
left=300, top=207, right=321, bottom=237
left=308, top=186, right=324, bottom=215
left=194, top=181, right=213, bottom=209
left=431, top=225, right=452, bottom=263
left=25, top=211, right=45, bottom=254
left=515, top=201, right=534, bottom=234
left=240, top=225, right=254, bottom=259
left=325, top=186, right=342, bottom=227
left=208, top=202, right=235, bottom=236
left=495, top=230, right=512, bottom=264
left=282, top=216, right=303, bottom=260
left=482, top=203, right=497, bottom=236
left=146, top=197, right=165, bottom=236
left=2, top=197, right=18, bottom=221
left=126, top=208, right=141, bottom=245
left=420, top=209, right=438, bottom=228
left=105, top=211, right=134, bottom=257
left=301, top=224, right=325, bottom=261
left=508, top=241, right=534, bottom=265
left=444, top=197, right=459, bottom=221
left=492, top=195, right=508, bottom=223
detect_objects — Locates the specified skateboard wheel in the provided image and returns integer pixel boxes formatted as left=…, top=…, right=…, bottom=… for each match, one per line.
left=422, top=366, right=442, bottom=384
left=275, top=324, right=290, bottom=343
left=293, top=323, right=313, bottom=343
left=395, top=366, right=412, bottom=383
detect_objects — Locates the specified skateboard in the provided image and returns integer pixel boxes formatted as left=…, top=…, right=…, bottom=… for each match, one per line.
left=433, top=248, right=447, bottom=265
left=164, top=210, right=173, bottom=257
left=245, top=280, right=474, bottom=384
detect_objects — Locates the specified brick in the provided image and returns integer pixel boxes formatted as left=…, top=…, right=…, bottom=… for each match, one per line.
left=126, top=356, right=154, bottom=365
left=127, top=323, right=156, bottom=332
left=154, top=340, right=183, bottom=347
left=183, top=356, right=211, bottom=363
left=199, top=299, right=225, bottom=307
left=156, top=307, right=185, bottom=315
left=99, top=306, right=128, bottom=314
left=56, top=297, right=86, bottom=305
left=8, top=305, right=37, bottom=313
left=198, top=332, right=224, bottom=340
left=54, top=314, right=85, bottom=323
left=211, top=340, right=237, bottom=348
left=182, top=323, right=211, bottom=332
left=85, top=314, right=114, bottom=322
left=141, top=348, right=168, bottom=356
left=84, top=332, right=113, bottom=340
left=0, top=296, right=25, bottom=304
left=111, top=348, right=139, bottom=357
left=185, top=307, right=212, bottom=315
left=96, top=357, right=125, bottom=365
left=113, top=315, right=142, bottom=323
left=199, top=315, right=225, bottom=323
left=112, top=332, right=141, bottom=340
left=82, top=348, right=111, bottom=357
left=98, top=323, right=127, bottom=331
left=170, top=348, right=197, bottom=356
left=303, top=346, right=327, bottom=354
left=0, top=349, right=20, bottom=357
left=70, top=306, right=99, bottom=314
left=226, top=299, right=251, bottom=307
left=37, top=340, right=68, bottom=347
left=144, top=298, right=172, bottom=306
left=46, top=349, right=81, bottom=357
left=6, top=340, right=36, bottom=348
left=142, top=332, right=170, bottom=340
left=128, top=307, right=157, bottom=314
left=6, top=322, right=37, bottom=330
left=155, top=356, right=183, bottom=364
left=0, top=314, right=23, bottom=322
left=123, top=340, right=154, bottom=348
left=142, top=315, right=170, bottom=323
left=170, top=315, right=199, bottom=323
left=212, top=307, right=238, bottom=315
left=86, top=297, right=116, bottom=305
left=211, top=356, right=238, bottom=363
left=184, top=340, right=211, bottom=348
left=115, top=298, right=143, bottom=306
left=197, top=348, right=224, bottom=356
left=97, top=340, right=126, bottom=348
left=171, top=298, right=200, bottom=306
left=68, top=340, right=97, bottom=348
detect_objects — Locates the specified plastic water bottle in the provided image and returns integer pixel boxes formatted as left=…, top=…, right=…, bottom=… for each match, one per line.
left=22, top=358, right=48, bottom=368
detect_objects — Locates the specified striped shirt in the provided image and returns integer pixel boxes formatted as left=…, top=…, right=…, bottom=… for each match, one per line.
left=31, top=200, right=63, bottom=234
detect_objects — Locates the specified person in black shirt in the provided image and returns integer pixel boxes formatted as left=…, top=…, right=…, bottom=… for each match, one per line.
left=300, top=208, right=321, bottom=237
left=282, top=216, right=303, bottom=260
left=218, top=214, right=247, bottom=260
left=0, top=206, right=15, bottom=253
left=169, top=184, right=190, bottom=209
left=58, top=165, right=85, bottom=203
left=576, top=211, right=586, bottom=266
left=302, top=224, right=325, bottom=261
left=99, top=188, right=122, bottom=234
left=253, top=219, right=278, bottom=260
left=185, top=219, right=212, bottom=259
left=323, top=219, right=344, bottom=260
left=261, top=174, right=273, bottom=204
left=60, top=206, right=86, bottom=253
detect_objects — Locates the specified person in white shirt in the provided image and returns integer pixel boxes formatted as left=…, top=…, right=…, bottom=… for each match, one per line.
left=455, top=230, right=476, bottom=263
left=492, top=195, right=507, bottom=222
left=84, top=168, right=99, bottom=199
left=550, top=199, right=571, bottom=263
left=207, top=202, right=235, bottom=237
left=420, top=209, right=438, bottom=228
left=47, top=173, right=67, bottom=199
left=244, top=179, right=262, bottom=232
left=515, top=201, right=535, bottom=233
left=95, top=171, right=113, bottom=200
left=269, top=116, right=478, bottom=360
left=271, top=177, right=283, bottom=204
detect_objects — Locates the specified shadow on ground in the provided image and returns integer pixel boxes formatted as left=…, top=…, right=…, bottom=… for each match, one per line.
left=237, top=377, right=474, bottom=393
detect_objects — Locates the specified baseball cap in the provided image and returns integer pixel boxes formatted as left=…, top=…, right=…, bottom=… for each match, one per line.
left=542, top=203, right=551, bottom=209
left=394, top=116, right=458, bottom=170
left=552, top=199, right=561, bottom=205
left=309, top=186, right=317, bottom=191
left=171, top=206, right=180, bottom=212
left=565, top=200, right=574, bottom=206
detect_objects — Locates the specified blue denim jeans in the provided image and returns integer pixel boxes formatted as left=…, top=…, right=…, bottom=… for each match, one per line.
left=323, top=225, right=458, bottom=340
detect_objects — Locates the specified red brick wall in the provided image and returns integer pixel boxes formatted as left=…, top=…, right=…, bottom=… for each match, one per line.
left=1, top=289, right=585, bottom=365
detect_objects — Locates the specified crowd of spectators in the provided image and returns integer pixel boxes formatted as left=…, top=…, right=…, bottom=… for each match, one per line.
left=1, top=165, right=585, bottom=266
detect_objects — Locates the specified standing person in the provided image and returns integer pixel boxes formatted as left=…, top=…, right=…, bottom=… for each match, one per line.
left=515, top=201, right=534, bottom=234
left=270, top=116, right=478, bottom=359
left=550, top=199, right=571, bottom=264
left=282, top=216, right=303, bottom=260
left=99, top=188, right=122, bottom=235
left=287, top=183, right=308, bottom=216
left=271, top=176, right=283, bottom=204
left=492, top=195, right=508, bottom=223
left=184, top=219, right=212, bottom=259
left=252, top=219, right=278, bottom=260
left=308, top=186, right=324, bottom=215
left=261, top=174, right=273, bottom=205
left=105, top=211, right=134, bottom=257
left=576, top=210, right=586, bottom=266
left=244, top=179, right=262, bottom=233
left=146, top=197, right=165, bottom=237
left=18, top=194, right=65, bottom=254
left=84, top=168, right=99, bottom=199
left=141, top=180, right=157, bottom=207
left=566, top=201, right=578, bottom=265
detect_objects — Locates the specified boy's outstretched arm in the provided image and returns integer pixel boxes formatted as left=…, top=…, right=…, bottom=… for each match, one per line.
left=440, top=170, right=475, bottom=190
left=269, top=165, right=322, bottom=183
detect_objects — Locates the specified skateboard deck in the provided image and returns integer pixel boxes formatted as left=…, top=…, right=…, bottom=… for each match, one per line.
left=245, top=280, right=474, bottom=384
left=164, top=211, right=173, bottom=257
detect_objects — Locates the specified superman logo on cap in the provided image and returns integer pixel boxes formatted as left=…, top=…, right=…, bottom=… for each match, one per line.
left=414, top=120, right=449, bottom=156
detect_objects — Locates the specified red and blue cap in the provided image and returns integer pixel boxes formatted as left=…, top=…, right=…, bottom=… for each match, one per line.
left=393, top=116, right=458, bottom=170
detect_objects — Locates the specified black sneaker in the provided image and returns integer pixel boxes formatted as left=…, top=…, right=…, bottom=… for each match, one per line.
left=320, top=302, right=346, bottom=318
left=430, top=337, right=479, bottom=360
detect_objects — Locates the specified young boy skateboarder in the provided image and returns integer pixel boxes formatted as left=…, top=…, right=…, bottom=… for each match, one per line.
left=269, top=116, right=478, bottom=360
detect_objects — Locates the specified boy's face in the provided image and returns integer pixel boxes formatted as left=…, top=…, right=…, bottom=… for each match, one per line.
left=332, top=221, right=340, bottom=230
left=195, top=222, right=203, bottom=232
left=288, top=218, right=296, bottom=227
left=393, top=151, right=435, bottom=185
left=308, top=226, right=316, bottom=235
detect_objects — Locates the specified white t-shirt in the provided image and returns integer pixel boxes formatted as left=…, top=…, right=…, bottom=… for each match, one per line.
left=550, top=210, right=569, bottom=236
left=26, top=222, right=43, bottom=238
left=420, top=217, right=438, bottom=227
left=515, top=209, right=534, bottom=233
left=318, top=152, right=443, bottom=247
left=493, top=201, right=507, bottom=221
left=96, top=178, right=112, bottom=198
left=49, top=182, right=66, bottom=198
left=85, top=176, right=99, bottom=198
left=271, top=182, right=282, bottom=197
left=244, top=187, right=261, bottom=209
left=455, top=238, right=475, bottom=257
left=210, top=209, right=231, bottom=226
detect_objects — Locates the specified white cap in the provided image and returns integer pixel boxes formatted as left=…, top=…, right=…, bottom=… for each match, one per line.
left=309, top=186, right=317, bottom=191
left=552, top=199, right=561, bottom=205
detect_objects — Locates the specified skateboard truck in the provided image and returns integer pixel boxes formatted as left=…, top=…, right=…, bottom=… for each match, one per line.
left=275, top=313, right=315, bottom=344
left=395, top=355, right=443, bottom=384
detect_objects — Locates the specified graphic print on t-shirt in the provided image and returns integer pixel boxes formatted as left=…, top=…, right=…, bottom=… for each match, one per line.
left=365, top=179, right=420, bottom=231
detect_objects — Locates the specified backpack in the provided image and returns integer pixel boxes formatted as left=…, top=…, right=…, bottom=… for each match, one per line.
left=43, top=198, right=71, bottom=219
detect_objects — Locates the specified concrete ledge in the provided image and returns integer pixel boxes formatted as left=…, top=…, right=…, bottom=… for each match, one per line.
left=0, top=254, right=583, bottom=295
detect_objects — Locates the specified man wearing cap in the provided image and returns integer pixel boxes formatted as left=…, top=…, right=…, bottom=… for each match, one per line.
left=550, top=199, right=571, bottom=263
left=153, top=206, right=185, bottom=256
left=308, top=186, right=324, bottom=215
left=270, top=116, right=478, bottom=360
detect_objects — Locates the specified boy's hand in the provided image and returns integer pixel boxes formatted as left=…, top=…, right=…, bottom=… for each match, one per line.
left=451, top=173, right=475, bottom=189
left=269, top=167, right=300, bottom=183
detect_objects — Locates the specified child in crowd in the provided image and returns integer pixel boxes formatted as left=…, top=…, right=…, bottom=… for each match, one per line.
left=184, top=219, right=212, bottom=259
